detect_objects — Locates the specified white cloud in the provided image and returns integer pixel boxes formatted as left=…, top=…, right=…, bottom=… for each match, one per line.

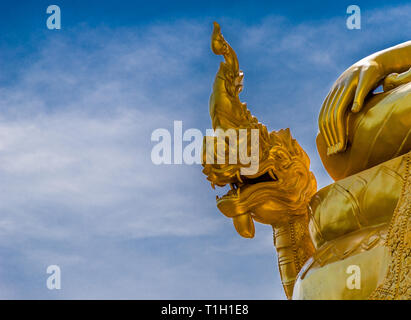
left=0, top=19, right=283, bottom=299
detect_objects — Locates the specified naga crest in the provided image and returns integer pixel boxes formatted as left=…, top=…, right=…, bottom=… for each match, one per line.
left=202, top=23, right=317, bottom=237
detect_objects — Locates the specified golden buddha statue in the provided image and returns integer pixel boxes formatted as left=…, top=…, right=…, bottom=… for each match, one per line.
left=202, top=22, right=411, bottom=300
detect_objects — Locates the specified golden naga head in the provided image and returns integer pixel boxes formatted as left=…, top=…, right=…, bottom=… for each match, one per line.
left=202, top=23, right=317, bottom=237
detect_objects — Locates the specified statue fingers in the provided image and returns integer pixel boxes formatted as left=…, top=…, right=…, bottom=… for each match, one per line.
left=383, top=73, right=399, bottom=91
left=383, top=68, right=411, bottom=91
left=319, top=93, right=333, bottom=148
left=326, top=86, right=344, bottom=154
left=352, top=64, right=380, bottom=113
left=320, top=89, right=338, bottom=151
left=332, top=80, right=356, bottom=154
left=320, top=85, right=342, bottom=155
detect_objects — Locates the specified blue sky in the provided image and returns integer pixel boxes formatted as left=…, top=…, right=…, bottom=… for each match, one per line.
left=0, top=0, right=410, bottom=299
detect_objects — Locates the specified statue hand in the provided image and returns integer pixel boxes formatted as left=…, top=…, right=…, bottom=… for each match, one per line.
left=319, top=58, right=384, bottom=155
left=383, top=67, right=411, bottom=91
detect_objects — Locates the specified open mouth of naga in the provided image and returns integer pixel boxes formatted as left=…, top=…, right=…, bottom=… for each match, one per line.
left=216, top=169, right=278, bottom=202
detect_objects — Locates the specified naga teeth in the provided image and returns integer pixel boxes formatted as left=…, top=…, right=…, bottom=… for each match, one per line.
left=211, top=182, right=216, bottom=190
left=268, top=169, right=277, bottom=181
left=236, top=171, right=243, bottom=184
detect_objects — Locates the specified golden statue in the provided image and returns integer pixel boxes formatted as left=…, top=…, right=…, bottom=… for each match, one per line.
left=202, top=22, right=411, bottom=299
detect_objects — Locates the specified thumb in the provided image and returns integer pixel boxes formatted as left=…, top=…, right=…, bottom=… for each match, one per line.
left=352, top=66, right=379, bottom=113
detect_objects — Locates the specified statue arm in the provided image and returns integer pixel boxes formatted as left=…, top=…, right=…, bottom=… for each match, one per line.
left=375, top=41, right=411, bottom=75
left=320, top=41, right=411, bottom=155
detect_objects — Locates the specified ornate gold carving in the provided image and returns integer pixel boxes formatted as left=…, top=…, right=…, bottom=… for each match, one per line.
left=202, top=22, right=411, bottom=300
left=273, top=214, right=314, bottom=299
left=370, top=154, right=411, bottom=299
left=202, top=22, right=316, bottom=233
left=203, top=22, right=316, bottom=299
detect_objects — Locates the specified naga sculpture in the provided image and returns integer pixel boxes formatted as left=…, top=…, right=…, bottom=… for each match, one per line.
left=202, top=22, right=411, bottom=299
